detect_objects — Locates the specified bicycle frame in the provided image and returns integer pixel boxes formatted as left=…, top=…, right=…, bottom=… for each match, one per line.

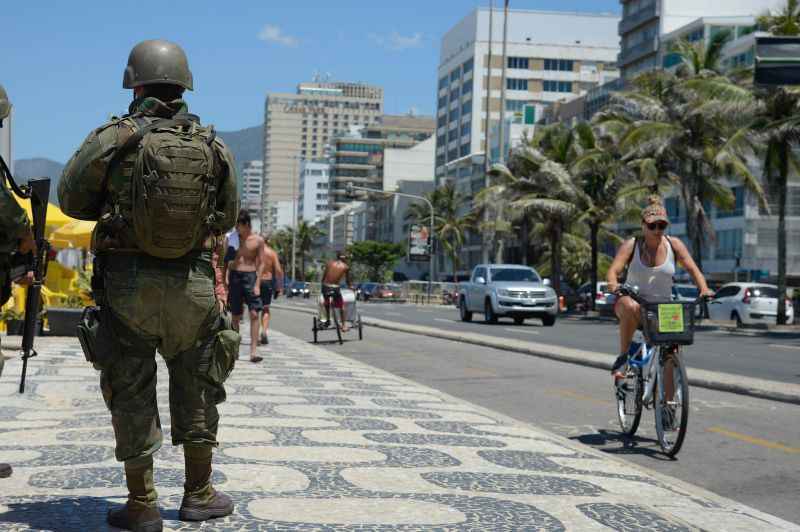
left=627, top=336, right=659, bottom=406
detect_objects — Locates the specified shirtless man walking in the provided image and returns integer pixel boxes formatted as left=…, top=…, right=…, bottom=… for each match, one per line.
left=258, top=239, right=284, bottom=346
left=226, top=210, right=265, bottom=362
left=320, top=251, right=353, bottom=332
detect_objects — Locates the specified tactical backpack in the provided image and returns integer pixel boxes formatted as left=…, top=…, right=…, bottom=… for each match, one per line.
left=107, top=114, right=220, bottom=258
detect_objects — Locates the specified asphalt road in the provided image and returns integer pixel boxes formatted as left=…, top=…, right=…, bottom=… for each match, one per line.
left=265, top=308, right=800, bottom=525
left=282, top=298, right=800, bottom=385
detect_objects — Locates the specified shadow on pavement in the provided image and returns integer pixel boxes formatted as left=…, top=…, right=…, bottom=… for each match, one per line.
left=572, top=429, right=676, bottom=462
left=0, top=496, right=117, bottom=531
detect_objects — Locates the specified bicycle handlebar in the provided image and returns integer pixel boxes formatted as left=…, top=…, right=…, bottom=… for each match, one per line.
left=615, top=284, right=713, bottom=306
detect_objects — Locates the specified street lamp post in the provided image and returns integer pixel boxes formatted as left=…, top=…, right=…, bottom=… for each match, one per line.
left=347, top=182, right=435, bottom=303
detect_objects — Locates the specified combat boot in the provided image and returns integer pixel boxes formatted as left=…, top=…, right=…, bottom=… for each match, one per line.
left=0, top=463, right=11, bottom=478
left=179, top=444, right=233, bottom=521
left=107, top=456, right=162, bottom=532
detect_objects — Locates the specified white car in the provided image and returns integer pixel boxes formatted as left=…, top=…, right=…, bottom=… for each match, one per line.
left=707, top=282, right=794, bottom=327
left=577, top=281, right=615, bottom=314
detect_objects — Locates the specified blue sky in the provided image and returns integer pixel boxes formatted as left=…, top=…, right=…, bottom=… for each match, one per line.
left=1, top=0, right=620, bottom=163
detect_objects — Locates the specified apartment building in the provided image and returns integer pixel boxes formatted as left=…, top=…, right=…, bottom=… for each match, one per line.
left=262, top=81, right=383, bottom=232
left=435, top=7, right=620, bottom=270
left=618, top=0, right=783, bottom=80
left=240, top=160, right=263, bottom=232
left=328, top=114, right=435, bottom=212
left=298, top=161, right=331, bottom=225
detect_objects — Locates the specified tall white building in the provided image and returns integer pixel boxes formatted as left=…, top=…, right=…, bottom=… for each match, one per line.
left=269, top=200, right=295, bottom=232
left=262, top=81, right=384, bottom=232
left=618, top=0, right=784, bottom=79
left=298, top=161, right=330, bottom=224
left=240, top=160, right=263, bottom=232
left=435, top=7, right=620, bottom=269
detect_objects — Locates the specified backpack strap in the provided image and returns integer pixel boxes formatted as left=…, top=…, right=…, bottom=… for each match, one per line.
left=625, top=236, right=638, bottom=269
left=665, top=235, right=677, bottom=267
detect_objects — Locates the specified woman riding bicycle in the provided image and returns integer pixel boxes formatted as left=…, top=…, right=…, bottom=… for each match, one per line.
left=606, top=196, right=714, bottom=384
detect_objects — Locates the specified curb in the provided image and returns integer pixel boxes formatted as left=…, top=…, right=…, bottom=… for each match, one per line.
left=273, top=303, right=800, bottom=406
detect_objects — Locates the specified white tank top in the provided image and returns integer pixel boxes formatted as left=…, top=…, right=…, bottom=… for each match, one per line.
left=627, top=237, right=675, bottom=300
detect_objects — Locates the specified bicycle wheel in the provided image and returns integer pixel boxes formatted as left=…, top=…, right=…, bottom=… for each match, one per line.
left=616, top=366, right=643, bottom=436
left=654, top=347, right=689, bottom=457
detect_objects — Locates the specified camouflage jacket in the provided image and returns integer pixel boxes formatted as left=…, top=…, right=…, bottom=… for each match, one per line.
left=58, top=97, right=239, bottom=253
left=0, top=166, right=30, bottom=255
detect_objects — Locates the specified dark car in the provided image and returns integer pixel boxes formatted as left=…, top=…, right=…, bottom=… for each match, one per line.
left=289, top=281, right=311, bottom=298
left=358, top=282, right=380, bottom=301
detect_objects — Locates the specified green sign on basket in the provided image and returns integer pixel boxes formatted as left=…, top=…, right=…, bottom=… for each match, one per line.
left=658, top=303, right=685, bottom=333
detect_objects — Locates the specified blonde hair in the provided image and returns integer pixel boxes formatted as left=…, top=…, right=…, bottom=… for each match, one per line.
left=642, top=195, right=666, bottom=220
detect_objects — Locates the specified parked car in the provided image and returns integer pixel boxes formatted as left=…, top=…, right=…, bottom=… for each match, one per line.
left=376, top=283, right=401, bottom=299
left=357, top=282, right=380, bottom=301
left=707, top=282, right=794, bottom=327
left=457, top=264, right=558, bottom=326
left=577, top=281, right=615, bottom=315
left=288, top=281, right=311, bottom=298
left=671, top=283, right=703, bottom=318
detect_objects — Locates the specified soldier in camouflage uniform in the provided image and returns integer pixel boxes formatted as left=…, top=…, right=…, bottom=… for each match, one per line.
left=0, top=83, right=36, bottom=480
left=58, top=41, right=240, bottom=532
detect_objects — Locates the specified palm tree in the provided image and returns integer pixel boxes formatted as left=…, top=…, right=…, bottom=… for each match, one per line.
left=268, top=229, right=293, bottom=279
left=669, top=28, right=732, bottom=77
left=490, top=143, right=581, bottom=295
left=599, top=70, right=763, bottom=270
left=747, top=0, right=800, bottom=323
left=757, top=0, right=800, bottom=35
left=295, top=220, right=324, bottom=281
left=406, top=183, right=475, bottom=282
left=571, top=121, right=644, bottom=310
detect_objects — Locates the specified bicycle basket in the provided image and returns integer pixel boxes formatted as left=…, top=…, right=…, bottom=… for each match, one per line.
left=640, top=300, right=695, bottom=345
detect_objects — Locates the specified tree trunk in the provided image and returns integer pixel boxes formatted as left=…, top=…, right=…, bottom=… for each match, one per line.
left=590, top=221, right=599, bottom=312
left=777, top=142, right=788, bottom=325
left=550, top=223, right=562, bottom=295
left=520, top=217, right=530, bottom=265
left=495, top=238, right=504, bottom=263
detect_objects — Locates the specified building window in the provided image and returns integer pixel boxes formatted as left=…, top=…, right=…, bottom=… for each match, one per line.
left=438, top=95, right=447, bottom=109
left=507, top=78, right=529, bottom=91
left=463, top=58, right=474, bottom=73
left=508, top=57, right=529, bottom=69
left=461, top=122, right=471, bottom=136
left=449, top=88, right=460, bottom=102
left=450, top=69, right=460, bottom=83
left=462, top=81, right=473, bottom=95
left=543, top=80, right=572, bottom=93
left=461, top=99, right=472, bottom=116
left=544, top=59, right=574, bottom=71
left=715, top=229, right=743, bottom=260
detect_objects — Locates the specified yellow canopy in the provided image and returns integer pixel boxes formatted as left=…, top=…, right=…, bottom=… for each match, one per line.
left=16, top=198, right=75, bottom=229
left=49, top=220, right=96, bottom=249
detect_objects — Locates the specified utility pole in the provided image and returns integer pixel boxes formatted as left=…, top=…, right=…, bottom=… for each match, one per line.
left=482, top=0, right=494, bottom=264
left=497, top=0, right=509, bottom=165
left=291, top=156, right=299, bottom=281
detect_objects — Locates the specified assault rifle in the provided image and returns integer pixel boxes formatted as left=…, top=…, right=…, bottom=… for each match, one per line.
left=0, top=154, right=50, bottom=393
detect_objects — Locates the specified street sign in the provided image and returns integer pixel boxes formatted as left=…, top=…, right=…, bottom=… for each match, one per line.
left=755, top=36, right=800, bottom=86
left=408, top=224, right=430, bottom=262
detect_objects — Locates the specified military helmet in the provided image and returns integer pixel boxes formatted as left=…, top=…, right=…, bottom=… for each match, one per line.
left=123, top=39, right=193, bottom=91
left=0, top=84, right=11, bottom=122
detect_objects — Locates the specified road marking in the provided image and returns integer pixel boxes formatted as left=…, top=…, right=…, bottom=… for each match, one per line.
left=504, top=327, right=539, bottom=335
left=707, top=427, right=800, bottom=454
left=768, top=344, right=800, bottom=351
left=434, top=318, right=455, bottom=323
left=546, top=388, right=608, bottom=406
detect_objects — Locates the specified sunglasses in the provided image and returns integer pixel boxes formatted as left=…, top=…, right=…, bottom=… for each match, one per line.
left=646, top=221, right=668, bottom=231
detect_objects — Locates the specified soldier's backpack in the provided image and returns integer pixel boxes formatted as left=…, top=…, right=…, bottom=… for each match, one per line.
left=108, top=114, right=220, bottom=259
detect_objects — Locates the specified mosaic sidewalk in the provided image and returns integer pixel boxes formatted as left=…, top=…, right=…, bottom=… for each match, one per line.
left=0, top=333, right=796, bottom=531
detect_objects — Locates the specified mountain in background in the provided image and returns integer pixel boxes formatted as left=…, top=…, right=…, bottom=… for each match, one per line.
left=12, top=124, right=262, bottom=205
left=13, top=158, right=65, bottom=205
left=217, top=124, right=263, bottom=178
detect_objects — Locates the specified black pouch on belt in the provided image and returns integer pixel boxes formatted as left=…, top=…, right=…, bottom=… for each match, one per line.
left=76, top=306, right=115, bottom=370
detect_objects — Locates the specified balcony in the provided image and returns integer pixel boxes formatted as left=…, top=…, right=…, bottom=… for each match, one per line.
left=618, top=2, right=658, bottom=36
left=618, top=36, right=658, bottom=67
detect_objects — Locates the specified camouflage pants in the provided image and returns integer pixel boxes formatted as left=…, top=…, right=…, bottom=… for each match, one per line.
left=98, top=251, right=239, bottom=462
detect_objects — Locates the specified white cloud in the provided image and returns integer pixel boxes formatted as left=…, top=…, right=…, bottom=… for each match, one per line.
left=258, top=24, right=299, bottom=47
left=369, top=31, right=423, bottom=51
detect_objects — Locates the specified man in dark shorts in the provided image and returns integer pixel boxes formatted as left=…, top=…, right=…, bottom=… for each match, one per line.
left=320, top=251, right=352, bottom=331
left=258, top=240, right=283, bottom=345
left=226, top=210, right=265, bottom=362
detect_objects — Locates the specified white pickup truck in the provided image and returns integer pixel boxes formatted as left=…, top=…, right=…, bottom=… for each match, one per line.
left=457, top=264, right=558, bottom=326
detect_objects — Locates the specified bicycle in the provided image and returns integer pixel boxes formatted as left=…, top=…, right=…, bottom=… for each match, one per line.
left=614, top=284, right=709, bottom=457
